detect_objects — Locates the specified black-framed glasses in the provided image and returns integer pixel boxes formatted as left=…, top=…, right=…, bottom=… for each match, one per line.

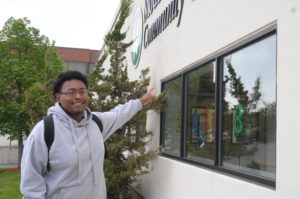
left=59, top=88, right=88, bottom=97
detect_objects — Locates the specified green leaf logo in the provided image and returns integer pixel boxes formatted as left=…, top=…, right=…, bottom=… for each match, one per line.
left=131, top=6, right=143, bottom=68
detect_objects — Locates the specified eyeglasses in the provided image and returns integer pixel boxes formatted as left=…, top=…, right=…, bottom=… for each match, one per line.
left=59, top=89, right=88, bottom=97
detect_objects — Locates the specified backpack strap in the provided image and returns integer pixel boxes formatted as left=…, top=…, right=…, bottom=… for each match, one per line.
left=92, top=114, right=103, bottom=132
left=43, top=114, right=54, bottom=172
left=92, top=114, right=108, bottom=159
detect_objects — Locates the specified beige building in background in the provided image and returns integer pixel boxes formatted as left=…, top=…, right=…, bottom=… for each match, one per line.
left=56, top=47, right=100, bottom=75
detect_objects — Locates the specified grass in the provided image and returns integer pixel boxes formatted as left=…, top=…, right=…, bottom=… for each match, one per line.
left=0, top=168, right=22, bottom=199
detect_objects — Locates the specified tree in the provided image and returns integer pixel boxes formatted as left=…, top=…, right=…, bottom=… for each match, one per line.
left=224, top=59, right=249, bottom=108
left=0, top=17, right=63, bottom=167
left=89, top=0, right=163, bottom=198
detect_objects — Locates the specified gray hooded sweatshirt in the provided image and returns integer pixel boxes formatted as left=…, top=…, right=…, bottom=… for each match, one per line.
left=21, top=99, right=142, bottom=199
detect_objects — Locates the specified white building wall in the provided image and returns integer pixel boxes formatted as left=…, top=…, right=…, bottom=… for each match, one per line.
left=0, top=135, right=18, bottom=166
left=0, top=135, right=17, bottom=146
left=276, top=1, right=300, bottom=199
left=104, top=0, right=300, bottom=198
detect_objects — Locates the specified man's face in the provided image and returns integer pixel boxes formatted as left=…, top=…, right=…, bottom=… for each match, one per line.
left=55, top=79, right=89, bottom=121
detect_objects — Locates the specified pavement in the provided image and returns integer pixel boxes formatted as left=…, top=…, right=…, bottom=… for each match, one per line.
left=0, top=164, right=18, bottom=168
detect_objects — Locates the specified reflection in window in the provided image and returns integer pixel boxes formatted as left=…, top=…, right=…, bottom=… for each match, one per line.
left=222, top=34, right=276, bottom=180
left=186, top=62, right=215, bottom=164
left=162, top=77, right=182, bottom=156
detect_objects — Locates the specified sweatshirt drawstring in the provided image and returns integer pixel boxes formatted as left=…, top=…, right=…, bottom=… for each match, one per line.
left=86, top=125, right=99, bottom=185
left=69, top=118, right=82, bottom=183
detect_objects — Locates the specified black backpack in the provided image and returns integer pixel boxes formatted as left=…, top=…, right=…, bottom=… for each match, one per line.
left=43, top=114, right=108, bottom=172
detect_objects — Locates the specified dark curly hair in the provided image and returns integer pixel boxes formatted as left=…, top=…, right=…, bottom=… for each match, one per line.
left=52, top=70, right=88, bottom=95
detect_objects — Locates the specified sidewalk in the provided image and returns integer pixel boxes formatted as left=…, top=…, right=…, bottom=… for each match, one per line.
left=0, top=164, right=18, bottom=168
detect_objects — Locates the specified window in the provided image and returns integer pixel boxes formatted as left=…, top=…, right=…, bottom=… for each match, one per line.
left=186, top=62, right=216, bottom=164
left=161, top=76, right=182, bottom=156
left=222, top=34, right=276, bottom=180
left=161, top=30, right=276, bottom=186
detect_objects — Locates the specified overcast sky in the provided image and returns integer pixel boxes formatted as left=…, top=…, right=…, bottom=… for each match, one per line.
left=0, top=0, right=121, bottom=50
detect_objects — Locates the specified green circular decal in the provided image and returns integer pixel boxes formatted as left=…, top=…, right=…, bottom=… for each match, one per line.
left=131, top=7, right=143, bottom=68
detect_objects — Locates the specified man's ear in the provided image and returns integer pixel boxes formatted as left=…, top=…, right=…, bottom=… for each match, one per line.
left=54, top=93, right=61, bottom=102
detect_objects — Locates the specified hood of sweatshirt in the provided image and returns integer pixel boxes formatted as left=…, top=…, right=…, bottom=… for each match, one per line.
left=47, top=102, right=92, bottom=127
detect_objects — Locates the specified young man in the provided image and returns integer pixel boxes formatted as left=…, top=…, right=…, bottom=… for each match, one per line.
left=20, top=70, right=156, bottom=199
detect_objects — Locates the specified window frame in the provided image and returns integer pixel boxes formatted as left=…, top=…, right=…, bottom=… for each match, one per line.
left=160, top=25, right=277, bottom=188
